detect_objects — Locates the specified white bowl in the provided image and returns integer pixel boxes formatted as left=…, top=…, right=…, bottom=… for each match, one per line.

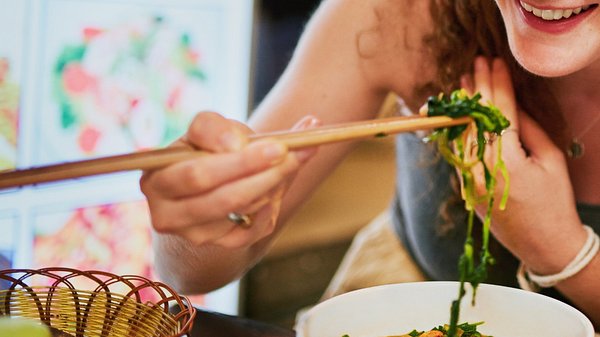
left=295, top=281, right=594, bottom=337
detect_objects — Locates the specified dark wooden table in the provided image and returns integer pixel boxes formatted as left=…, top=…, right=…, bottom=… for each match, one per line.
left=188, top=308, right=296, bottom=337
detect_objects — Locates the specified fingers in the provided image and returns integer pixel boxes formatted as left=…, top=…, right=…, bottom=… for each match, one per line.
left=474, top=57, right=493, bottom=105
left=463, top=57, right=519, bottom=200
left=289, top=115, right=321, bottom=163
left=143, top=140, right=289, bottom=199
left=215, top=186, right=286, bottom=248
left=143, top=114, right=321, bottom=199
left=490, top=59, right=519, bottom=130
left=468, top=57, right=522, bottom=157
left=460, top=74, right=474, bottom=95
left=149, top=154, right=300, bottom=232
left=184, top=112, right=251, bottom=152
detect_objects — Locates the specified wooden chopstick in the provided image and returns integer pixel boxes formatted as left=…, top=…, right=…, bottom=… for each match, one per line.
left=0, top=115, right=471, bottom=190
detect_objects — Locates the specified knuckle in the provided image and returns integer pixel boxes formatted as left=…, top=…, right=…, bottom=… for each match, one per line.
left=239, top=151, right=262, bottom=172
left=180, top=201, right=204, bottom=220
left=151, top=214, right=176, bottom=233
left=181, top=164, right=211, bottom=191
left=187, top=112, right=221, bottom=143
left=215, top=193, right=245, bottom=211
left=140, top=171, right=162, bottom=197
left=139, top=174, right=151, bottom=196
left=548, top=147, right=567, bottom=163
left=187, top=122, right=206, bottom=145
left=278, top=156, right=300, bottom=176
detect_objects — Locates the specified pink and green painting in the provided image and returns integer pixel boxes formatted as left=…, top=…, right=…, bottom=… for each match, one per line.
left=41, top=13, right=213, bottom=162
left=32, top=200, right=158, bottom=298
left=0, top=57, right=19, bottom=171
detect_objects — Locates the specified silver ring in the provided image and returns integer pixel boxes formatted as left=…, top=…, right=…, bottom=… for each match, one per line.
left=227, top=212, right=252, bottom=228
left=501, top=128, right=519, bottom=136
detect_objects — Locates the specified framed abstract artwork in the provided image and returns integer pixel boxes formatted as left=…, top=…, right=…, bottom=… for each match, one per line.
left=33, top=0, right=253, bottom=165
left=0, top=0, right=28, bottom=171
left=0, top=0, right=255, bottom=315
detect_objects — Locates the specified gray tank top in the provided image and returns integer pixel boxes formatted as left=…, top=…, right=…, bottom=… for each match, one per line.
left=391, top=132, right=600, bottom=298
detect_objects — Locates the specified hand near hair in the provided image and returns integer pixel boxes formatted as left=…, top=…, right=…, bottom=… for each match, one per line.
left=463, top=57, right=587, bottom=274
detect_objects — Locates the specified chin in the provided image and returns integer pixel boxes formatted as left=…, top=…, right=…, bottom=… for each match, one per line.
left=508, top=41, right=585, bottom=78
left=516, top=58, right=576, bottom=78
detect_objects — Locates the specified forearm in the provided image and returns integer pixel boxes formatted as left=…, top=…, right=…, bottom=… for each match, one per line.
left=152, top=232, right=271, bottom=294
left=556, top=253, right=600, bottom=329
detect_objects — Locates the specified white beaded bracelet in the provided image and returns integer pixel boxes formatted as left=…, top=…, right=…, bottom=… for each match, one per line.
left=517, top=225, right=600, bottom=292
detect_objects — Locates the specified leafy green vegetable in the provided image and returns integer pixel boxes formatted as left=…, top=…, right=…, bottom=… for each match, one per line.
left=408, top=329, right=423, bottom=337
left=426, top=89, right=510, bottom=337
left=431, top=322, right=486, bottom=337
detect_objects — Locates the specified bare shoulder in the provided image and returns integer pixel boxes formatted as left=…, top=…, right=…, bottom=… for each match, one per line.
left=253, top=0, right=434, bottom=130
left=308, top=0, right=436, bottom=104
left=350, top=0, right=436, bottom=109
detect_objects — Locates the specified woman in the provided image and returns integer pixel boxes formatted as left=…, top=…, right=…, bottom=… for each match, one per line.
left=140, top=0, right=600, bottom=327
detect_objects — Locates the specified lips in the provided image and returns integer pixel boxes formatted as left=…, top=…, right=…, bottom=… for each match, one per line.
left=520, top=0, right=593, bottom=20
left=516, top=0, right=598, bottom=33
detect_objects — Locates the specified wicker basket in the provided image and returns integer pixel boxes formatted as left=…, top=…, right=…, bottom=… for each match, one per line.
left=0, top=268, right=196, bottom=337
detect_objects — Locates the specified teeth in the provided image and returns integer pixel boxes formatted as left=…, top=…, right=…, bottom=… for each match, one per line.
left=564, top=9, right=574, bottom=17
left=553, top=9, right=564, bottom=19
left=519, top=1, right=591, bottom=20
left=542, top=9, right=554, bottom=19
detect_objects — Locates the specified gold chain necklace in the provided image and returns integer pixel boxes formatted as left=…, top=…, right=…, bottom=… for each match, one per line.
left=567, top=111, right=600, bottom=159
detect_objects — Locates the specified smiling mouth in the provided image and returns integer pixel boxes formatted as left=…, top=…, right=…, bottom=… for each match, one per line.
left=519, top=1, right=598, bottom=20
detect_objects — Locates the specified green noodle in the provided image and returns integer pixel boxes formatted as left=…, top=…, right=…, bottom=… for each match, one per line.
left=426, top=89, right=510, bottom=337
left=340, top=90, right=509, bottom=337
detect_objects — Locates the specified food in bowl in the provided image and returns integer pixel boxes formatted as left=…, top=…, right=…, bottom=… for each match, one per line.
left=343, top=321, right=487, bottom=337
left=295, top=282, right=594, bottom=337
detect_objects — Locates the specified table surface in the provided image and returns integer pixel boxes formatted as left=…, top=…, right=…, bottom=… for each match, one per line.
left=189, top=308, right=295, bottom=337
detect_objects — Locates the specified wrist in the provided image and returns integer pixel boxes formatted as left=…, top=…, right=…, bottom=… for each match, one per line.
left=518, top=225, right=599, bottom=291
left=518, top=221, right=588, bottom=275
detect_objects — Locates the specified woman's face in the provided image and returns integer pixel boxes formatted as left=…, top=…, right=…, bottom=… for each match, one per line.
left=495, top=0, right=600, bottom=77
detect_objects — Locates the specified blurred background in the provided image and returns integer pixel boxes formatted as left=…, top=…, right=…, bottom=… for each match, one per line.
left=0, top=0, right=395, bottom=330
left=245, top=1, right=396, bottom=328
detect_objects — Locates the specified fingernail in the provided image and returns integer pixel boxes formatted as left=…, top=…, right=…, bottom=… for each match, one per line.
left=220, top=131, right=245, bottom=151
left=261, top=142, right=287, bottom=164
left=418, top=104, right=428, bottom=116
left=293, top=116, right=321, bottom=130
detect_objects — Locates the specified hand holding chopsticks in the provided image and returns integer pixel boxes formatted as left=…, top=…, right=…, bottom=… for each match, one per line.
left=0, top=115, right=470, bottom=190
